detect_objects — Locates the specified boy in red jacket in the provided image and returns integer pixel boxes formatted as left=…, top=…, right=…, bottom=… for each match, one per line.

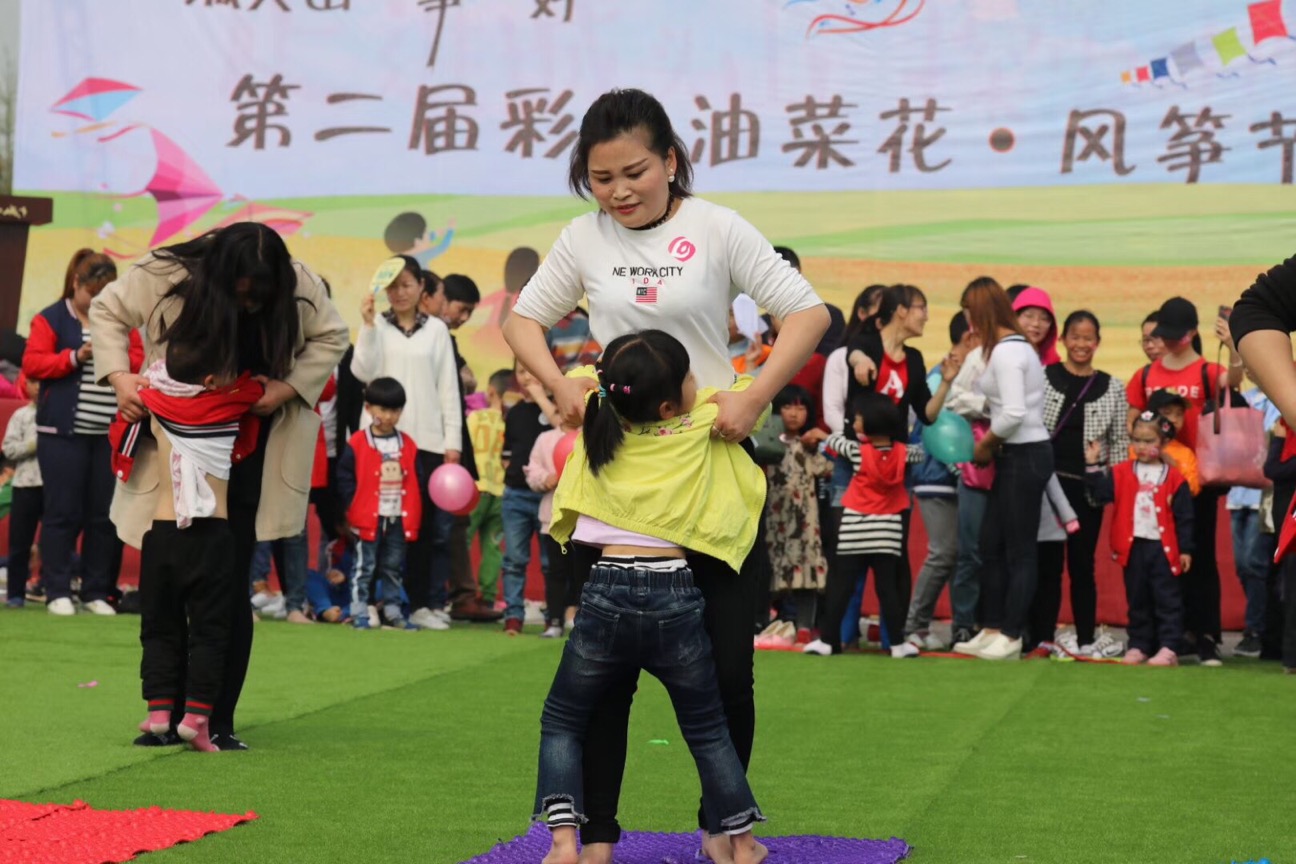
left=336, top=378, right=422, bottom=630
left=1085, top=411, right=1195, bottom=666
left=805, top=391, right=910, bottom=657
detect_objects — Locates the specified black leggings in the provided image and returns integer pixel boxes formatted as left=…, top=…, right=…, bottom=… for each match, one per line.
left=208, top=423, right=269, bottom=736
left=980, top=442, right=1053, bottom=640
left=1026, top=541, right=1067, bottom=649
left=1059, top=475, right=1104, bottom=645
left=542, top=534, right=578, bottom=624
left=1184, top=490, right=1222, bottom=643
left=6, top=486, right=42, bottom=602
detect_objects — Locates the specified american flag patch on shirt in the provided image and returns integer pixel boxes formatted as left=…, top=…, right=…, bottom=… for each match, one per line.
left=635, top=285, right=658, bottom=304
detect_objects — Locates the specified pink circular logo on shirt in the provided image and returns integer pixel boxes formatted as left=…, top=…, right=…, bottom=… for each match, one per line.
left=668, top=236, right=696, bottom=262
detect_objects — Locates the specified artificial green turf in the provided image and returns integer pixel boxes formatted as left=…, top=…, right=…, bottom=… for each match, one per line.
left=3, top=608, right=1293, bottom=863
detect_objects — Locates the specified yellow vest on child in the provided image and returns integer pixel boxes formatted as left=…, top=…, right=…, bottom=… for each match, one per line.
left=550, top=368, right=768, bottom=573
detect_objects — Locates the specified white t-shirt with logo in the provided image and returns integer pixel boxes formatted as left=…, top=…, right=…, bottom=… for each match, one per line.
left=512, top=197, right=823, bottom=390
left=1133, top=462, right=1164, bottom=541
left=374, top=433, right=404, bottom=519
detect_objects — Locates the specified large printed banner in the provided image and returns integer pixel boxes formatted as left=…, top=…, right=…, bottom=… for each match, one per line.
left=15, top=0, right=1296, bottom=201
left=11, top=0, right=1296, bottom=380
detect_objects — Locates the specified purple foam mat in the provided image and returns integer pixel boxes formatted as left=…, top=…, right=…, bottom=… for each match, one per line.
left=462, top=823, right=911, bottom=864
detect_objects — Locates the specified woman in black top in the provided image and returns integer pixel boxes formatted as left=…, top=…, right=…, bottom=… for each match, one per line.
left=1040, top=311, right=1129, bottom=648
left=1233, top=253, right=1296, bottom=425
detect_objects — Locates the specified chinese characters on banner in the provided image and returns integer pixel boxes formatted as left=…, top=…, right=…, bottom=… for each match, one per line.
left=227, top=78, right=1296, bottom=184
left=186, top=0, right=348, bottom=9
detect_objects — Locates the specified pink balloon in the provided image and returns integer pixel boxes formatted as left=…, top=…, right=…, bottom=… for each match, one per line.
left=553, top=430, right=580, bottom=482
left=428, top=463, right=480, bottom=516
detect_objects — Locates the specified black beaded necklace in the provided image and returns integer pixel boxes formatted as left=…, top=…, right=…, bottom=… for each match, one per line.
left=629, top=193, right=674, bottom=231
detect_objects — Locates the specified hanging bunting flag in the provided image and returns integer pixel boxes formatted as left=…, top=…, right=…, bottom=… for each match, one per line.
left=1247, top=0, right=1291, bottom=43
left=1213, top=27, right=1250, bottom=64
left=1169, top=41, right=1206, bottom=77
left=1136, top=66, right=1151, bottom=82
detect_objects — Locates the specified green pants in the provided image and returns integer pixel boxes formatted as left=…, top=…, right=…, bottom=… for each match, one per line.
left=467, top=493, right=505, bottom=603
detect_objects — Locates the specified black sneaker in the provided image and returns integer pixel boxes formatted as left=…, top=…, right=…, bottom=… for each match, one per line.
left=1234, top=632, right=1263, bottom=658
left=1198, top=635, right=1223, bottom=667
left=209, top=732, right=250, bottom=752
left=133, top=730, right=184, bottom=747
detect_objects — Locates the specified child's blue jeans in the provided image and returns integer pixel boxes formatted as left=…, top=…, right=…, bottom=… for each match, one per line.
left=501, top=487, right=548, bottom=622
left=533, top=562, right=763, bottom=836
left=351, top=517, right=406, bottom=623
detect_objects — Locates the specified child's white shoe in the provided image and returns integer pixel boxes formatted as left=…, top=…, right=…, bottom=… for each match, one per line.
left=802, top=638, right=833, bottom=656
left=976, top=633, right=1022, bottom=660
left=952, top=629, right=991, bottom=655
left=411, top=607, right=450, bottom=631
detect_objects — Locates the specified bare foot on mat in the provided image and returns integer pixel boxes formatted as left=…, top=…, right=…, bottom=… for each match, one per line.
left=578, top=841, right=614, bottom=864
left=543, top=826, right=578, bottom=864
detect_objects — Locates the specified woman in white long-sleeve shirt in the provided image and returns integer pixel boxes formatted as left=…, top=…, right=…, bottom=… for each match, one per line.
left=350, top=255, right=462, bottom=631
left=952, top=279, right=1052, bottom=661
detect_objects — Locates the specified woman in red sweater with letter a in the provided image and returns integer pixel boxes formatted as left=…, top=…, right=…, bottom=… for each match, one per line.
left=805, top=391, right=911, bottom=657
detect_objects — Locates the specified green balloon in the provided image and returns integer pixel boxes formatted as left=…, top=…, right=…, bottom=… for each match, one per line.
left=921, top=411, right=974, bottom=464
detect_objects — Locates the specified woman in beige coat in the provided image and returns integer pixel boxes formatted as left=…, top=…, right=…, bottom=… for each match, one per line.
left=90, top=223, right=349, bottom=750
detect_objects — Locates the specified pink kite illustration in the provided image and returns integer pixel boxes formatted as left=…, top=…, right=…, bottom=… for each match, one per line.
left=48, top=77, right=315, bottom=257
left=96, top=127, right=224, bottom=253
left=786, top=0, right=926, bottom=38
left=50, top=78, right=141, bottom=122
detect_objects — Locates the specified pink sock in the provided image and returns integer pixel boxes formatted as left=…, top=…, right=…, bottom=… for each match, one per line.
left=144, top=700, right=173, bottom=735
left=177, top=709, right=216, bottom=752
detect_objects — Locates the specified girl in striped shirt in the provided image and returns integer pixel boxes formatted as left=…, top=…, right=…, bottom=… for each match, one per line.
left=805, top=390, right=912, bottom=657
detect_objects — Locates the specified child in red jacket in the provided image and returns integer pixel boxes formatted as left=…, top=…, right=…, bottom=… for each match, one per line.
left=1085, top=411, right=1194, bottom=666
left=805, top=391, right=910, bottom=657
left=336, top=377, right=422, bottom=631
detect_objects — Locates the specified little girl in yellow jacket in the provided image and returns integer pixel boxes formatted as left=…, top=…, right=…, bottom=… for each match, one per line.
left=534, top=329, right=768, bottom=864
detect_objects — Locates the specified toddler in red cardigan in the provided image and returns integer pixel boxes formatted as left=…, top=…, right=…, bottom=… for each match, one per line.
left=1085, top=411, right=1194, bottom=666
left=336, top=377, right=422, bottom=631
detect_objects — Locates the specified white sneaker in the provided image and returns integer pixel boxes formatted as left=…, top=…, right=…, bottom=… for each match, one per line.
left=84, top=599, right=117, bottom=616
left=540, top=624, right=563, bottom=639
left=47, top=597, right=76, bottom=616
left=976, top=633, right=1023, bottom=660
left=431, top=608, right=453, bottom=625
left=891, top=642, right=920, bottom=658
left=802, top=638, right=833, bottom=656
left=523, top=601, right=546, bottom=626
left=410, top=607, right=450, bottom=631
left=259, top=595, right=286, bottom=618
left=250, top=590, right=277, bottom=611
left=953, top=629, right=992, bottom=655
left=1056, top=630, right=1081, bottom=656
left=922, top=631, right=948, bottom=652
left=1087, top=629, right=1125, bottom=659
